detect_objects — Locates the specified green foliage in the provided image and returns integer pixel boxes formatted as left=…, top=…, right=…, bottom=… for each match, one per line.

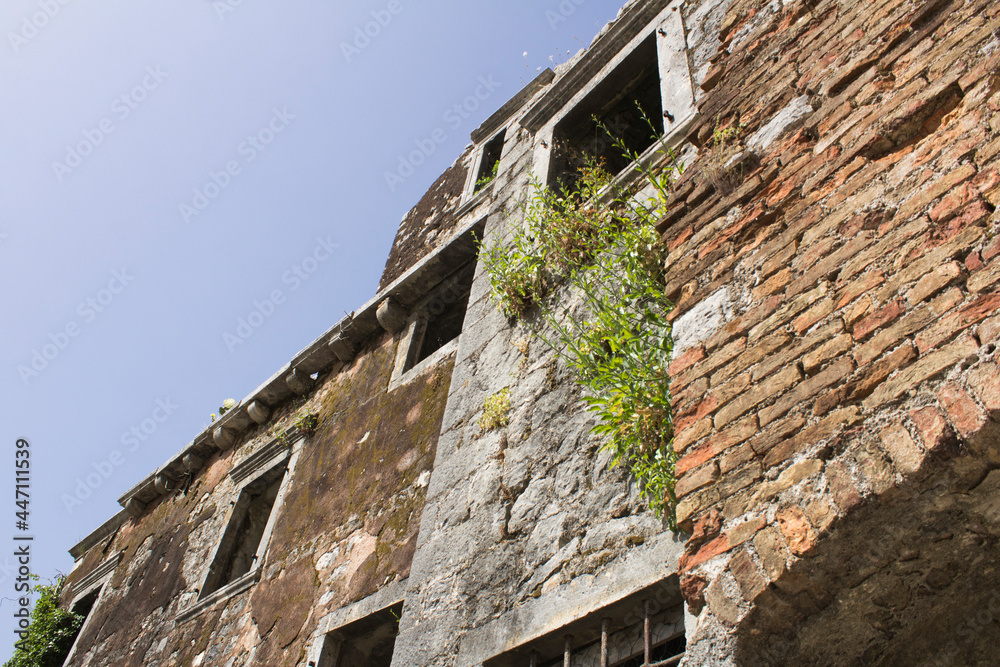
left=479, top=388, right=511, bottom=432
left=475, top=159, right=500, bottom=191
left=480, top=117, right=683, bottom=528
left=4, top=577, right=84, bottom=667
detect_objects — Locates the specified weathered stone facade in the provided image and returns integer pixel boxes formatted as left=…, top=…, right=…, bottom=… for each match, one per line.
left=59, top=0, right=1000, bottom=664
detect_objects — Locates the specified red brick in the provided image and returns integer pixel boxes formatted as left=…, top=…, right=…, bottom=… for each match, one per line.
left=909, top=406, right=956, bottom=451
left=676, top=442, right=716, bottom=477
left=714, top=365, right=802, bottom=428
left=968, top=257, right=1000, bottom=293
left=916, top=292, right=1000, bottom=353
left=675, top=395, right=719, bottom=435
left=678, top=535, right=730, bottom=572
left=865, top=335, right=980, bottom=409
left=897, top=163, right=977, bottom=222
left=676, top=461, right=720, bottom=499
left=674, top=416, right=712, bottom=454
left=670, top=345, right=707, bottom=376
left=853, top=300, right=906, bottom=340
left=928, top=183, right=978, bottom=223
left=688, top=509, right=722, bottom=549
left=776, top=506, right=817, bottom=556
left=792, top=298, right=835, bottom=334
left=835, top=269, right=885, bottom=309
left=937, top=383, right=987, bottom=438
left=763, top=407, right=861, bottom=469
left=967, top=362, right=1000, bottom=411
left=759, top=356, right=855, bottom=426
left=906, top=261, right=963, bottom=306
left=980, top=313, right=1000, bottom=344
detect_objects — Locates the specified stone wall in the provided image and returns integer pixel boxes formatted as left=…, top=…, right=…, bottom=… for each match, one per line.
left=60, top=333, right=453, bottom=666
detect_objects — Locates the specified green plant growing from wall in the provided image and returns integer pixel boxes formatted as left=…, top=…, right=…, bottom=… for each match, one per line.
left=4, top=577, right=84, bottom=667
left=480, top=116, right=683, bottom=528
left=475, top=159, right=500, bottom=191
left=479, top=387, right=511, bottom=432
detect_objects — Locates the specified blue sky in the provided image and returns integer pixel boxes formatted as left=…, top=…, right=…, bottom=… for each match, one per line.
left=0, top=0, right=624, bottom=656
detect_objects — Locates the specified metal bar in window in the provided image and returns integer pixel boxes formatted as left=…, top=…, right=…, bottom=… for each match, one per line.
left=600, top=618, right=610, bottom=667
left=644, top=600, right=652, bottom=666
left=564, top=635, right=573, bottom=667
left=648, top=653, right=684, bottom=667
left=529, top=649, right=539, bottom=667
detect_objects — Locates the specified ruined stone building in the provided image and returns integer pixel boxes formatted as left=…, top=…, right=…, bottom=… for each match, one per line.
left=58, top=0, right=1000, bottom=664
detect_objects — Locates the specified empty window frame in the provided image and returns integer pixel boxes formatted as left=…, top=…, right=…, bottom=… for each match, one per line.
left=486, top=597, right=685, bottom=667
left=474, top=130, right=506, bottom=193
left=402, top=260, right=475, bottom=373
left=312, top=602, right=402, bottom=667
left=548, top=35, right=664, bottom=193
left=200, top=464, right=286, bottom=598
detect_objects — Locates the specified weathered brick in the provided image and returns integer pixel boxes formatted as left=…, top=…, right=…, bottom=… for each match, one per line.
left=864, top=334, right=979, bottom=409
left=752, top=321, right=842, bottom=383
left=979, top=313, right=1000, bottom=344
left=715, top=461, right=763, bottom=503
left=803, top=496, right=837, bottom=533
left=760, top=240, right=799, bottom=278
left=826, top=458, right=863, bottom=511
left=720, top=441, right=755, bottom=475
left=763, top=407, right=861, bottom=469
left=670, top=345, right=707, bottom=376
left=674, top=377, right=709, bottom=412
left=727, top=515, right=766, bottom=549
left=787, top=232, right=875, bottom=298
left=750, top=414, right=808, bottom=456
left=854, top=441, right=896, bottom=495
left=685, top=336, right=747, bottom=384
left=909, top=406, right=956, bottom=452
left=834, top=269, right=885, bottom=309
left=675, top=395, right=719, bottom=435
left=753, top=526, right=790, bottom=580
left=676, top=461, right=721, bottom=499
left=853, top=305, right=934, bottom=366
left=879, top=423, right=925, bottom=475
left=711, top=372, right=752, bottom=410
left=674, top=416, right=712, bottom=454
left=715, top=365, right=802, bottom=428
left=875, top=225, right=984, bottom=303
left=937, top=382, right=987, bottom=438
left=759, top=356, right=855, bottom=426
left=853, top=299, right=906, bottom=340
left=839, top=217, right=929, bottom=285
left=729, top=549, right=767, bottom=601
left=776, top=506, right=817, bottom=556
left=750, top=284, right=829, bottom=342
left=792, top=298, right=836, bottom=334
left=967, top=362, right=1000, bottom=411
left=678, top=534, right=730, bottom=572
left=906, top=261, right=963, bottom=305
left=676, top=487, right=720, bottom=532
left=676, top=442, right=716, bottom=477
left=802, top=334, right=854, bottom=375
left=928, top=183, right=980, bottom=223
left=916, top=292, right=1000, bottom=352
left=968, top=256, right=1000, bottom=293
left=753, top=267, right=794, bottom=301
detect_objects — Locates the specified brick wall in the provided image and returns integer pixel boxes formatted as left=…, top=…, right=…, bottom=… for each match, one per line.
left=664, top=0, right=1000, bottom=661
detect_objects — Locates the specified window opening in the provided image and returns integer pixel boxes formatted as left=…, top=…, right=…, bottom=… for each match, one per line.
left=201, top=465, right=286, bottom=598
left=313, top=602, right=402, bottom=667
left=549, top=35, right=663, bottom=192
left=71, top=588, right=100, bottom=619
left=408, top=261, right=474, bottom=369
left=487, top=594, right=684, bottom=667
left=475, top=130, right=506, bottom=192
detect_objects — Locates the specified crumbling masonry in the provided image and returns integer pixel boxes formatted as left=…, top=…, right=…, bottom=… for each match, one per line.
left=59, top=0, right=1000, bottom=664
